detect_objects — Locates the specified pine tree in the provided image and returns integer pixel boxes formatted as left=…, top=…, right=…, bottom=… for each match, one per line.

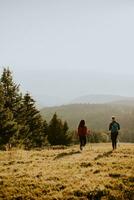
left=62, top=121, right=72, bottom=145
left=43, top=120, right=48, bottom=136
left=0, top=83, right=18, bottom=148
left=0, top=68, right=24, bottom=147
left=42, top=120, right=48, bottom=145
left=18, top=93, right=45, bottom=149
left=0, top=68, right=22, bottom=120
left=0, top=67, right=47, bottom=149
left=47, top=113, right=71, bottom=145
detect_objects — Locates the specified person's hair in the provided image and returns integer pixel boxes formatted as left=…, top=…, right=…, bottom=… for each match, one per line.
left=78, top=120, right=85, bottom=128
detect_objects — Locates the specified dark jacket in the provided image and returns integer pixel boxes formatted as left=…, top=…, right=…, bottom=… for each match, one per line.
left=109, top=121, right=120, bottom=133
left=78, top=126, right=87, bottom=136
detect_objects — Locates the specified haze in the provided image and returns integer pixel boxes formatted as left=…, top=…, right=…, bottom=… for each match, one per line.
left=0, top=0, right=134, bottom=106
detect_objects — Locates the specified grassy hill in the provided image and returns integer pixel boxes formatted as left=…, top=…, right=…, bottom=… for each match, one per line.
left=40, top=103, right=134, bottom=142
left=40, top=103, right=134, bottom=129
left=0, top=143, right=133, bottom=200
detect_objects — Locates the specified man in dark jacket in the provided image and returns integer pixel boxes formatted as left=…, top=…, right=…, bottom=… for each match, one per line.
left=109, top=116, right=120, bottom=150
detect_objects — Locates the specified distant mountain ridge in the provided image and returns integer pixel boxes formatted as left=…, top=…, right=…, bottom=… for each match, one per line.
left=37, top=94, right=134, bottom=107
left=71, top=94, right=134, bottom=104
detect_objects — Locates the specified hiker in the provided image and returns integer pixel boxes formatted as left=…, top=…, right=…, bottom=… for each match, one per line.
left=78, top=120, right=89, bottom=151
left=109, top=116, right=120, bottom=150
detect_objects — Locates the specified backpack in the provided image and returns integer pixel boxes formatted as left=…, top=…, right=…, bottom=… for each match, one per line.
left=111, top=122, right=119, bottom=133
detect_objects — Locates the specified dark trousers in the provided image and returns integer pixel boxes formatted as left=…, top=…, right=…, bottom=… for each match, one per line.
left=111, top=132, right=118, bottom=150
left=79, top=135, right=86, bottom=147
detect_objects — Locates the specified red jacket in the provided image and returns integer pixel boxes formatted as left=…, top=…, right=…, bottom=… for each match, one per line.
left=78, top=126, right=87, bottom=136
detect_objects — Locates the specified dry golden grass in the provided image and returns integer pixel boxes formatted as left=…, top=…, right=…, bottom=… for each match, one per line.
left=0, top=143, right=134, bottom=200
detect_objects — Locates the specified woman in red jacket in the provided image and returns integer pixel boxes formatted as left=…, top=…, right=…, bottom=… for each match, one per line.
left=78, top=120, right=88, bottom=151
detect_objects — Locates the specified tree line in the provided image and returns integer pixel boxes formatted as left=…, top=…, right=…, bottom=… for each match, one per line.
left=0, top=68, right=72, bottom=149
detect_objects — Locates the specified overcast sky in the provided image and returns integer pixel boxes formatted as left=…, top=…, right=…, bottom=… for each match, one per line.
left=0, top=0, right=134, bottom=104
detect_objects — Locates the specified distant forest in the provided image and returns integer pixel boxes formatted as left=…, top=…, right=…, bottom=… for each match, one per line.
left=41, top=103, right=134, bottom=142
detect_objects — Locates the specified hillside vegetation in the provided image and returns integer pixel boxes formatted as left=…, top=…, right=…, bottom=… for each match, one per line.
left=0, top=143, right=133, bottom=200
left=41, top=103, right=134, bottom=142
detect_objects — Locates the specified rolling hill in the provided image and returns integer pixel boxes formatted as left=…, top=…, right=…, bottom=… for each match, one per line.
left=40, top=103, right=134, bottom=129
left=40, top=102, right=134, bottom=142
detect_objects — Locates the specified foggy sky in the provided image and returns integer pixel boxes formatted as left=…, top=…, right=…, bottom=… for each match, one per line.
left=0, top=0, right=134, bottom=104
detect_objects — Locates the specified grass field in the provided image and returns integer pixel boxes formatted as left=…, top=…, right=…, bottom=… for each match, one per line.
left=0, top=143, right=134, bottom=200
